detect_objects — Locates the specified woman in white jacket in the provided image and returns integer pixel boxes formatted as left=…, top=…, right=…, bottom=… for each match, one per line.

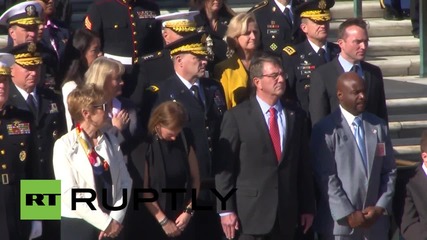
left=53, top=84, right=132, bottom=239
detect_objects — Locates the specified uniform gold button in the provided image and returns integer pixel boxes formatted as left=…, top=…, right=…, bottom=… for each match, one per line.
left=20, top=142, right=24, bottom=146
left=128, top=6, right=132, bottom=10
left=1, top=164, right=6, bottom=169
left=0, top=135, right=3, bottom=140
left=134, top=41, right=137, bottom=44
left=1, top=150, right=4, bottom=155
left=132, top=23, right=136, bottom=26
left=133, top=31, right=137, bottom=35
left=130, top=14, right=134, bottom=17
left=134, top=50, right=138, bottom=54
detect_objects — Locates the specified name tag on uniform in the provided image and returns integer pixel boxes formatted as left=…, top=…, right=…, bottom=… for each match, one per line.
left=376, top=143, right=386, bottom=157
left=7, top=122, right=31, bottom=135
left=136, top=10, right=157, bottom=19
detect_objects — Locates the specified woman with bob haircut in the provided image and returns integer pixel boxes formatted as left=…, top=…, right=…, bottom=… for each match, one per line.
left=138, top=100, right=200, bottom=239
left=214, top=12, right=260, bottom=109
left=53, top=84, right=132, bottom=239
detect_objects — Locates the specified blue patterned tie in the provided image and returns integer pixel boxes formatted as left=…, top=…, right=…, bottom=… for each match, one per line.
left=352, top=117, right=367, bottom=172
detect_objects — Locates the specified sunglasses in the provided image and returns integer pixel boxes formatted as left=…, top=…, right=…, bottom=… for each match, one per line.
left=92, top=103, right=107, bottom=111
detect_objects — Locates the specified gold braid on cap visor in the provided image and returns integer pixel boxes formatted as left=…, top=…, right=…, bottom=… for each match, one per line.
left=0, top=67, right=11, bottom=76
left=8, top=17, right=41, bottom=26
left=170, top=43, right=208, bottom=56
left=164, top=20, right=197, bottom=33
left=300, top=10, right=331, bottom=22
left=15, top=57, right=43, bottom=66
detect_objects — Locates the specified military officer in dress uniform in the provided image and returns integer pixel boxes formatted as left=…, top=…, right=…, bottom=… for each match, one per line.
left=282, top=0, right=339, bottom=117
left=6, top=42, right=66, bottom=240
left=132, top=11, right=199, bottom=129
left=0, top=53, right=40, bottom=240
left=0, top=1, right=60, bottom=90
left=84, top=0, right=163, bottom=98
left=249, top=0, right=306, bottom=56
left=155, top=32, right=226, bottom=240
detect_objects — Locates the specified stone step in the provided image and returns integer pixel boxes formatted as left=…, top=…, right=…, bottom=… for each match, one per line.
left=329, top=18, right=413, bottom=38
left=366, top=36, right=419, bottom=57
left=366, top=55, right=419, bottom=77
left=330, top=1, right=384, bottom=20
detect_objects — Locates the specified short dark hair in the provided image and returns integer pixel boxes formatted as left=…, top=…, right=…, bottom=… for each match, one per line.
left=337, top=18, right=368, bottom=40
left=420, top=130, right=427, bottom=153
left=248, top=52, right=282, bottom=95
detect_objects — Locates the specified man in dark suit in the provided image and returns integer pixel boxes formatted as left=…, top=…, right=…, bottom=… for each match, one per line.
left=400, top=131, right=427, bottom=239
left=309, top=18, right=388, bottom=126
left=249, top=0, right=306, bottom=56
left=216, top=53, right=315, bottom=240
left=6, top=42, right=66, bottom=240
left=155, top=32, right=227, bottom=240
left=282, top=0, right=339, bottom=116
left=310, top=72, right=396, bottom=240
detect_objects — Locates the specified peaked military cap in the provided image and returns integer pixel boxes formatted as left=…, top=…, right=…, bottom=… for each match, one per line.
left=295, top=0, right=335, bottom=22
left=166, top=32, right=208, bottom=56
left=0, top=53, right=15, bottom=76
left=0, top=1, right=43, bottom=26
left=6, top=42, right=42, bottom=66
left=156, top=11, right=199, bottom=33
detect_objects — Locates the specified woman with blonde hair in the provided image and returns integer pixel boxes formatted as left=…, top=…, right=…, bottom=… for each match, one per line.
left=214, top=12, right=259, bottom=109
left=137, top=100, right=199, bottom=239
left=84, top=56, right=141, bottom=146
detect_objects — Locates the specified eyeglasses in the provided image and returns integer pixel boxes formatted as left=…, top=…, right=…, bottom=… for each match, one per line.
left=261, top=71, right=285, bottom=80
left=92, top=103, right=107, bottom=111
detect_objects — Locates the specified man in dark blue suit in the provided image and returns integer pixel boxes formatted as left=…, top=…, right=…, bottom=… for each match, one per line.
left=154, top=32, right=227, bottom=240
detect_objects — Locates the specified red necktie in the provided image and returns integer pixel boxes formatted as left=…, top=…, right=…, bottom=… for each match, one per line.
left=269, top=107, right=281, bottom=161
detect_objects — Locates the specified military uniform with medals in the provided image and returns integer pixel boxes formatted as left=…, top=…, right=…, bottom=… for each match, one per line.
left=282, top=0, right=338, bottom=118
left=0, top=53, right=35, bottom=240
left=6, top=43, right=65, bottom=240
left=249, top=0, right=306, bottom=56
left=84, top=0, right=163, bottom=97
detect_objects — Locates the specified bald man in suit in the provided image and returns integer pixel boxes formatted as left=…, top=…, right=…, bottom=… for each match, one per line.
left=311, top=72, right=396, bottom=240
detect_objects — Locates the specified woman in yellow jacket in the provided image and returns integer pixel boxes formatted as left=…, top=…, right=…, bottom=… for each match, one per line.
left=214, top=13, right=259, bottom=109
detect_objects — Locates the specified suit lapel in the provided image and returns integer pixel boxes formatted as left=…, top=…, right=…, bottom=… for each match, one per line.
left=8, top=83, right=30, bottom=112
left=363, top=115, right=379, bottom=178
left=333, top=57, right=345, bottom=75
left=69, top=133, right=94, bottom=184
left=280, top=106, right=295, bottom=164
left=171, top=75, right=205, bottom=112
left=361, top=61, right=372, bottom=101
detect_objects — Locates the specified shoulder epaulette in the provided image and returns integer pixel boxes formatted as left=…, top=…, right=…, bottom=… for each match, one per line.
left=248, top=0, right=268, bottom=13
left=146, top=85, right=159, bottom=93
left=283, top=46, right=296, bottom=55
left=140, top=51, right=163, bottom=61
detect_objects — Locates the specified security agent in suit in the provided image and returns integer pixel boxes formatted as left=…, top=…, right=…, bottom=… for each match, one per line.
left=309, top=18, right=388, bottom=126
left=310, top=72, right=396, bottom=240
left=154, top=32, right=226, bottom=240
left=249, top=0, right=306, bottom=56
left=400, top=131, right=427, bottom=240
left=6, top=42, right=66, bottom=240
left=84, top=0, right=163, bottom=97
left=216, top=53, right=315, bottom=240
left=132, top=11, right=199, bottom=128
left=0, top=53, right=38, bottom=240
left=282, top=0, right=340, bottom=116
